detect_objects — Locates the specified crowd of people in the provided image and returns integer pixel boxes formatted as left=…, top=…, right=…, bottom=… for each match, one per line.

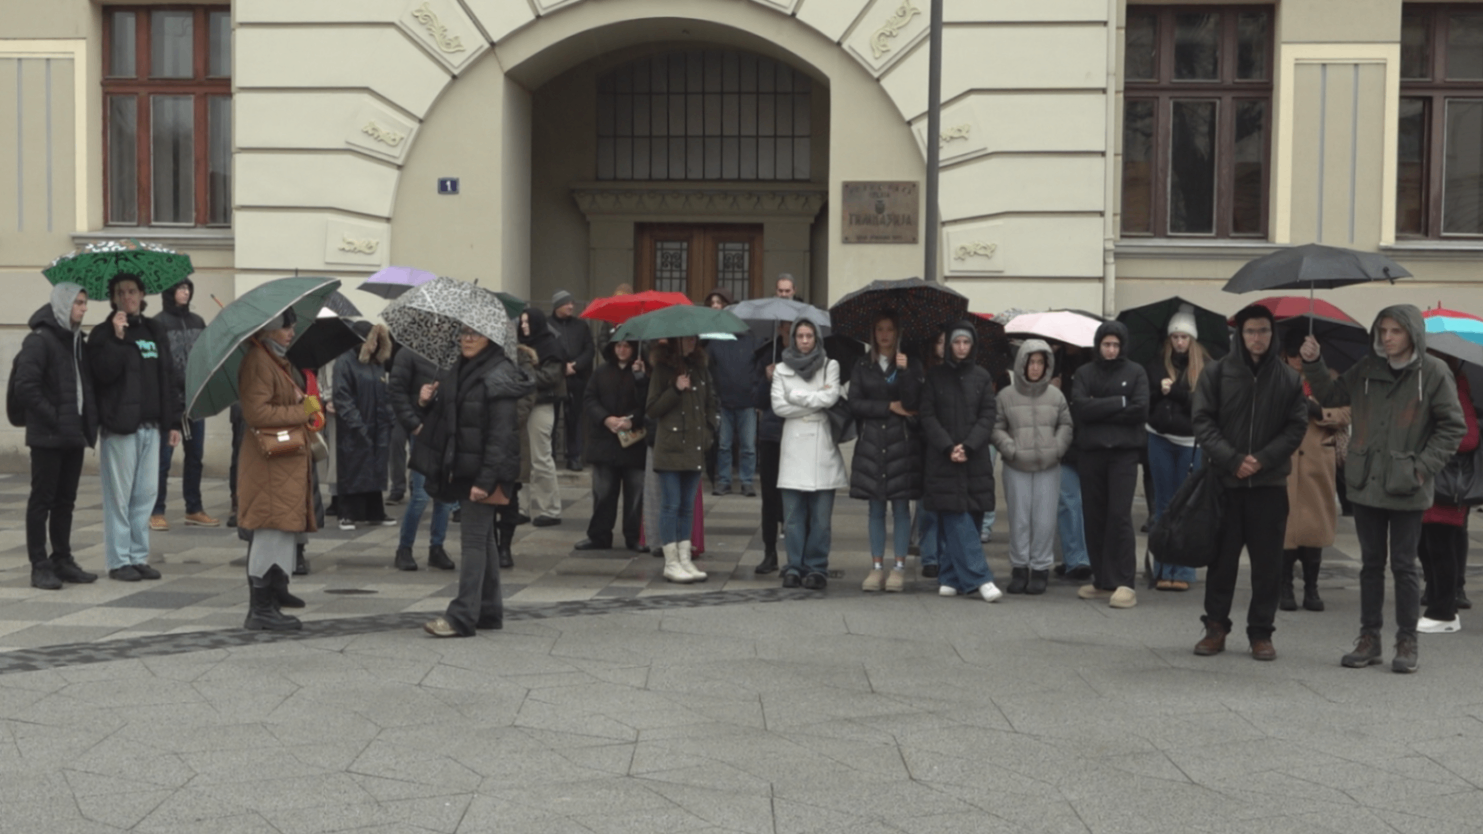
left=12, top=272, right=1476, bottom=672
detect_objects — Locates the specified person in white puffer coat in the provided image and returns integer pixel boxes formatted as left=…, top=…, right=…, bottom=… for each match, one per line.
left=771, top=317, right=848, bottom=590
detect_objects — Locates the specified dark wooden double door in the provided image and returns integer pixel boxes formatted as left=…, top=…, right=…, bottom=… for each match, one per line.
left=635, top=223, right=763, bottom=303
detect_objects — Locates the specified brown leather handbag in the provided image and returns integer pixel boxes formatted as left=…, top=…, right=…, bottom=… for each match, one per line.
left=253, top=424, right=308, bottom=458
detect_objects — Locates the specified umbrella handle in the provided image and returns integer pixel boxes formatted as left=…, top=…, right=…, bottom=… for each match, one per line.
left=211, top=294, right=225, bottom=309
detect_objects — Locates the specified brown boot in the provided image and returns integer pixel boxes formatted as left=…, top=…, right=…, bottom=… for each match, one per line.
left=1194, top=622, right=1228, bottom=656
left=1250, top=639, right=1277, bottom=661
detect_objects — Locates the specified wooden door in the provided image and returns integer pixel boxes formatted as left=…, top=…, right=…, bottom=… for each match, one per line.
left=634, top=223, right=764, bottom=303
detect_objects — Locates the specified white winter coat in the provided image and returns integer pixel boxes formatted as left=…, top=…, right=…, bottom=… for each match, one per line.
left=771, top=358, right=849, bottom=492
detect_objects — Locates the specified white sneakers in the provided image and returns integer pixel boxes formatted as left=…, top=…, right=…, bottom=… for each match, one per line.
left=978, top=582, right=1003, bottom=603
left=938, top=585, right=958, bottom=597
left=1418, top=616, right=1461, bottom=634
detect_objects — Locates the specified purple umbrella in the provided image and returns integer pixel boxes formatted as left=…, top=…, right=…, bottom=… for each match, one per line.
left=360, top=266, right=437, bottom=300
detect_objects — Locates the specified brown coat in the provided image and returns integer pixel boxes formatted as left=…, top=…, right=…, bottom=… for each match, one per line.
left=1284, top=401, right=1350, bottom=549
left=237, top=342, right=317, bottom=533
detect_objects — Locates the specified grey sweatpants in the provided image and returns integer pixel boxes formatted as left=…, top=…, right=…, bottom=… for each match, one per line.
left=1003, top=464, right=1060, bottom=571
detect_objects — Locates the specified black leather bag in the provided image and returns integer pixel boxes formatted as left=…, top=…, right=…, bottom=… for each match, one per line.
left=1148, top=463, right=1224, bottom=568
left=826, top=398, right=857, bottom=445
left=1435, top=446, right=1483, bottom=507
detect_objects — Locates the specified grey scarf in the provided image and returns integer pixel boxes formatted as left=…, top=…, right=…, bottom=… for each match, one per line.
left=781, top=343, right=825, bottom=381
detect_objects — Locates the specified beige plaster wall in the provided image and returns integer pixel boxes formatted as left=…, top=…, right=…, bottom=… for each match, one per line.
left=1278, top=0, right=1402, bottom=43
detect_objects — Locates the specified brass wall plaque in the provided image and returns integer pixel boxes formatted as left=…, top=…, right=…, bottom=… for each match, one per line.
left=841, top=181, right=919, bottom=244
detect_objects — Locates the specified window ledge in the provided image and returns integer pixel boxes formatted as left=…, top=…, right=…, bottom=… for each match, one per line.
left=1381, top=241, right=1483, bottom=260
left=1114, top=239, right=1283, bottom=260
left=73, top=228, right=234, bottom=252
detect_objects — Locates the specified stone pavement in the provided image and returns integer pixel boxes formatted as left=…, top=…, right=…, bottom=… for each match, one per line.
left=2, top=469, right=1483, bottom=832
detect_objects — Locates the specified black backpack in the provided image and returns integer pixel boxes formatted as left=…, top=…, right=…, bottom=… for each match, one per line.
left=5, top=350, right=26, bottom=428
left=1148, top=462, right=1224, bottom=569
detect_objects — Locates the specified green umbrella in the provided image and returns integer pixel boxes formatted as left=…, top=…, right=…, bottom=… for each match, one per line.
left=44, top=238, right=195, bottom=300
left=610, top=305, right=748, bottom=343
left=1116, top=296, right=1230, bottom=367
left=494, top=291, right=526, bottom=318
left=185, top=277, right=342, bottom=420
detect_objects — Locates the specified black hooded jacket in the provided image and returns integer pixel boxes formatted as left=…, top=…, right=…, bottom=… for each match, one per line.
left=583, top=340, right=649, bottom=469
left=388, top=346, right=439, bottom=435
left=154, top=279, right=206, bottom=412
left=919, top=321, right=997, bottom=514
left=14, top=304, right=97, bottom=449
left=549, top=309, right=595, bottom=379
left=87, top=297, right=179, bottom=436
left=412, top=342, right=532, bottom=502
left=1070, top=321, right=1149, bottom=452
left=520, top=308, right=568, bottom=405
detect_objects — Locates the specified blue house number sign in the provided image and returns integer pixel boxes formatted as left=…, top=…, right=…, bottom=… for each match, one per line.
left=438, top=177, right=459, bottom=195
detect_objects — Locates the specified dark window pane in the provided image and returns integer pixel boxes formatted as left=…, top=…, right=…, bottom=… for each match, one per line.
left=1125, top=11, right=1156, bottom=81
left=1402, top=10, right=1430, bottom=80
left=634, top=138, right=650, bottom=179
left=615, top=137, right=632, bottom=180
left=1236, top=12, right=1269, bottom=80
left=687, top=50, right=703, bottom=92
left=110, top=12, right=136, bottom=78
left=704, top=137, right=721, bottom=179
left=759, top=138, right=775, bottom=179
left=613, top=64, right=630, bottom=93
left=1121, top=99, right=1154, bottom=234
left=208, top=11, right=231, bottom=77
left=740, top=94, right=757, bottom=135
left=615, top=94, right=632, bottom=136
left=739, top=54, right=756, bottom=93
left=669, top=53, right=686, bottom=93
left=1448, top=13, right=1483, bottom=80
left=596, top=137, right=615, bottom=180
left=776, top=94, right=793, bottom=134
left=722, top=93, right=738, bottom=135
left=723, top=52, right=738, bottom=92
left=758, top=94, right=775, bottom=135
left=1173, top=13, right=1219, bottom=81
left=686, top=137, right=704, bottom=179
left=208, top=95, right=231, bottom=225
left=686, top=93, right=704, bottom=135
left=669, top=93, right=685, bottom=135
left=651, top=137, right=666, bottom=179
left=108, top=96, right=138, bottom=224
left=1168, top=100, right=1216, bottom=234
left=651, top=94, right=667, bottom=137
left=704, top=50, right=722, bottom=93
left=669, top=137, right=685, bottom=179
left=1443, top=99, right=1483, bottom=234
left=634, top=95, right=649, bottom=137
left=597, top=93, right=614, bottom=136
left=776, top=138, right=792, bottom=180
left=794, top=138, right=810, bottom=179
left=1232, top=100, right=1266, bottom=234
left=794, top=94, right=810, bottom=135
left=651, top=58, right=666, bottom=93
left=716, top=241, right=751, bottom=301
left=740, top=137, right=757, bottom=179
left=1397, top=98, right=1427, bottom=235
left=633, top=59, right=649, bottom=93
left=654, top=241, right=688, bottom=294
left=704, top=92, right=721, bottom=135
left=777, top=65, right=793, bottom=93
left=759, top=59, right=775, bottom=93
left=722, top=137, right=739, bottom=179
left=151, top=95, right=194, bottom=224
left=151, top=11, right=194, bottom=79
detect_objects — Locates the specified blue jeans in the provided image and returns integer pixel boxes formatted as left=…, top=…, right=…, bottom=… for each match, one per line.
left=716, top=406, right=757, bottom=488
left=155, top=417, right=205, bottom=515
left=936, top=511, right=994, bottom=593
left=398, top=464, right=453, bottom=550
left=658, top=470, right=702, bottom=545
left=781, top=488, right=835, bottom=577
left=1147, top=432, right=1201, bottom=582
left=1058, top=462, right=1090, bottom=569
left=869, top=498, right=912, bottom=559
left=101, top=429, right=161, bottom=570
left=917, top=504, right=940, bottom=567
left=979, top=447, right=997, bottom=536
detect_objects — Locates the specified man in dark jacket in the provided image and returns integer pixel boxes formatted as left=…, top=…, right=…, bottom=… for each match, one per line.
left=1302, top=304, right=1466, bottom=673
left=703, top=288, right=759, bottom=496
left=88, top=273, right=181, bottom=582
left=1191, top=304, right=1308, bottom=661
left=549, top=290, right=595, bottom=470
left=151, top=279, right=217, bottom=531
left=15, top=282, right=98, bottom=590
left=1070, top=320, right=1148, bottom=608
left=578, top=340, right=649, bottom=551
left=388, top=344, right=456, bottom=571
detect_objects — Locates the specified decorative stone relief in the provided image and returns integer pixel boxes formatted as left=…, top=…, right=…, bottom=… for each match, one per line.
left=912, top=100, right=988, bottom=164
left=397, top=0, right=485, bottom=73
left=325, top=219, right=390, bottom=267
left=338, top=233, right=380, bottom=255
left=344, top=100, right=418, bottom=161
left=572, top=187, right=828, bottom=219
left=944, top=221, right=1005, bottom=276
left=940, top=124, right=972, bottom=146
left=845, top=0, right=930, bottom=76
left=953, top=241, right=997, bottom=261
left=871, top=0, right=922, bottom=59
left=410, top=2, right=465, bottom=53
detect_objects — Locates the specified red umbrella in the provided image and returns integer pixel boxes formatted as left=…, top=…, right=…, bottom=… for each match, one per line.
left=1249, top=295, right=1360, bottom=325
left=580, top=290, right=692, bottom=324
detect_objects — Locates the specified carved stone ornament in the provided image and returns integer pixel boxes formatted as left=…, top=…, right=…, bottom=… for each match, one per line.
left=338, top=233, right=380, bottom=255
left=572, top=188, right=828, bottom=219
left=940, top=124, right=972, bottom=147
left=409, top=1, right=466, bottom=54
left=954, top=241, right=998, bottom=261
left=872, top=0, right=922, bottom=59
left=361, top=121, right=406, bottom=148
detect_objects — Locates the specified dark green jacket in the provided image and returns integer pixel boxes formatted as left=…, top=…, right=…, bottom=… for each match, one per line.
left=646, top=343, right=717, bottom=473
left=1304, top=304, right=1466, bottom=511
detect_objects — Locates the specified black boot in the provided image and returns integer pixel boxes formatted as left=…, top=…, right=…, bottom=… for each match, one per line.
left=1007, top=567, right=1029, bottom=594
left=51, top=554, right=97, bottom=584
left=1026, top=569, right=1049, bottom=595
left=293, top=544, right=309, bottom=576
left=754, top=546, right=779, bottom=575
left=1279, top=550, right=1298, bottom=611
left=270, top=565, right=305, bottom=608
left=1300, top=548, right=1324, bottom=612
left=244, top=570, right=302, bottom=631
left=428, top=545, right=456, bottom=570
left=30, top=560, right=62, bottom=591
left=394, top=547, right=418, bottom=571
left=497, top=524, right=514, bottom=569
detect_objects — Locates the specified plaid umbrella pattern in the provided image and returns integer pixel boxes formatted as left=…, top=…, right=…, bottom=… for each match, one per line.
left=828, top=277, right=969, bottom=345
left=382, top=277, right=513, bottom=369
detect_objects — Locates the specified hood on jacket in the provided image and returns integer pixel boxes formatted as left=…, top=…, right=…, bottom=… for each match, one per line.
left=602, top=338, right=639, bottom=369
left=790, top=316, right=825, bottom=352
left=356, top=322, right=393, bottom=365
left=1232, top=304, right=1279, bottom=372
left=160, top=278, right=195, bottom=315
left=1092, top=320, right=1129, bottom=368
left=1012, top=338, right=1056, bottom=396
left=942, top=320, right=978, bottom=369
left=519, top=307, right=563, bottom=364
left=1371, top=304, right=1427, bottom=369
left=47, top=282, right=86, bottom=333
left=703, top=287, right=735, bottom=308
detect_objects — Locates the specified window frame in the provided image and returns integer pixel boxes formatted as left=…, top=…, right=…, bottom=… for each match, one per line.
left=1397, top=3, right=1483, bottom=239
left=102, top=5, right=232, bottom=228
left=1121, top=5, right=1275, bottom=240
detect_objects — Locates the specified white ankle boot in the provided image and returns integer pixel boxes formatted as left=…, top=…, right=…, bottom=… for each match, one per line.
left=677, top=541, right=707, bottom=582
left=662, top=543, right=694, bottom=583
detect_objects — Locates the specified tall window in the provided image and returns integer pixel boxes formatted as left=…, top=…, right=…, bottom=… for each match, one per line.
left=1398, top=5, right=1483, bottom=238
left=596, top=50, right=812, bottom=181
left=1122, top=6, right=1273, bottom=238
left=104, top=7, right=232, bottom=227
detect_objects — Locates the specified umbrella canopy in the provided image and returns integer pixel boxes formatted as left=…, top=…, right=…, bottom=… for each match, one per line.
left=286, top=315, right=365, bottom=371
left=1003, top=310, right=1103, bottom=348
left=493, top=291, right=526, bottom=319
left=382, top=277, right=513, bottom=370
left=1251, top=295, right=1361, bottom=325
left=1116, top=297, right=1230, bottom=367
left=1274, top=317, right=1368, bottom=373
left=1427, top=332, right=1483, bottom=367
left=731, top=297, right=832, bottom=344
left=1424, top=308, right=1483, bottom=344
left=359, top=266, right=437, bottom=300
left=44, top=239, right=195, bottom=300
left=1222, top=243, right=1411, bottom=294
left=322, top=290, right=362, bottom=318
left=184, top=277, right=342, bottom=420
left=580, top=290, right=691, bottom=324
left=828, top=277, right=969, bottom=345
left=968, top=314, right=1014, bottom=386
left=610, top=305, right=749, bottom=343
left=825, top=334, right=867, bottom=385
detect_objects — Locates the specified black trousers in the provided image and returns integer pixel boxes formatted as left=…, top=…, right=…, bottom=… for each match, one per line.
left=1204, top=487, right=1288, bottom=641
left=26, top=447, right=85, bottom=566
left=1079, top=448, right=1140, bottom=591
left=1283, top=546, right=1322, bottom=588
left=588, top=464, right=644, bottom=545
left=1353, top=504, right=1423, bottom=640
left=388, top=424, right=407, bottom=497
left=1419, top=521, right=1466, bottom=621
left=445, top=499, right=500, bottom=636
left=340, top=492, right=386, bottom=523
left=562, top=378, right=587, bottom=465
left=758, top=439, right=782, bottom=551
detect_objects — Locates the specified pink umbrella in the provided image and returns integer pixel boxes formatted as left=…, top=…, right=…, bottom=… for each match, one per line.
left=1003, top=310, right=1103, bottom=348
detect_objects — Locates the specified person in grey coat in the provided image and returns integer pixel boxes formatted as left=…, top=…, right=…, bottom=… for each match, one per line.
left=333, top=323, right=396, bottom=529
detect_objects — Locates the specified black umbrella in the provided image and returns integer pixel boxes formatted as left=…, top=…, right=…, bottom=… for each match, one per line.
left=1223, top=244, right=1411, bottom=294
left=1276, top=318, right=1367, bottom=374
left=1116, top=297, right=1231, bottom=367
left=825, top=334, right=867, bottom=386
left=829, top=277, right=969, bottom=345
left=322, top=290, right=362, bottom=318
left=286, top=315, right=365, bottom=371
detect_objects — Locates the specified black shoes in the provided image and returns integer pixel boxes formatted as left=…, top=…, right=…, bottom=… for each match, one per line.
left=294, top=545, right=309, bottom=576
left=31, top=562, right=62, bottom=591
left=1342, top=632, right=1384, bottom=668
left=108, top=565, right=142, bottom=582
left=567, top=461, right=583, bottom=472
left=428, top=545, right=456, bottom=570
left=1026, top=569, right=1049, bottom=595
left=270, top=567, right=305, bottom=609
left=532, top=516, right=561, bottom=527
left=921, top=564, right=940, bottom=579
left=1067, top=565, right=1093, bottom=581
left=741, top=483, right=756, bottom=497
left=51, top=556, right=97, bottom=584
left=1303, top=587, right=1324, bottom=612
left=1458, top=589, right=1473, bottom=610
left=244, top=568, right=302, bottom=632
left=1279, top=583, right=1298, bottom=612
left=134, top=563, right=162, bottom=580
left=626, top=539, right=643, bottom=553
left=801, top=573, right=827, bottom=591
left=754, top=548, right=779, bottom=575
left=394, top=548, right=418, bottom=571
left=451, top=509, right=462, bottom=524
left=496, top=525, right=514, bottom=568
left=781, top=572, right=802, bottom=588
left=1392, top=636, right=1419, bottom=674
left=1007, top=567, right=1029, bottom=594
left=574, top=539, right=611, bottom=551
left=713, top=484, right=730, bottom=496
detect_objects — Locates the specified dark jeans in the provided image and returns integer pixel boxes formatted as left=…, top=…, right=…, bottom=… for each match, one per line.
left=156, top=417, right=205, bottom=515
left=589, top=464, right=644, bottom=545
left=758, top=439, right=782, bottom=551
left=444, top=499, right=500, bottom=636
left=388, top=424, right=407, bottom=497
left=1203, top=487, right=1287, bottom=641
left=1419, top=521, right=1466, bottom=621
left=1079, top=448, right=1140, bottom=591
left=340, top=492, right=387, bottom=523
left=563, top=379, right=586, bottom=465
left=27, top=446, right=85, bottom=565
left=780, top=488, right=835, bottom=578
left=1352, top=504, right=1423, bottom=640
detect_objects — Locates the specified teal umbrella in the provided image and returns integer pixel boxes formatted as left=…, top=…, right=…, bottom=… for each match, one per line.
left=494, top=291, right=526, bottom=318
left=44, top=238, right=195, bottom=300
left=610, top=305, right=748, bottom=343
left=185, top=277, right=342, bottom=419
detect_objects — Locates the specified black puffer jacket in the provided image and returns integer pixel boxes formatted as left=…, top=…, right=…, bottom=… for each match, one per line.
left=388, top=346, right=438, bottom=435
left=920, top=322, right=997, bottom=514
left=1192, top=326, right=1308, bottom=489
left=333, top=328, right=395, bottom=495
left=584, top=341, right=649, bottom=470
left=154, top=279, right=205, bottom=413
left=754, top=337, right=784, bottom=443
left=848, top=353, right=924, bottom=502
left=87, top=308, right=178, bottom=435
left=1070, top=321, right=1149, bottom=452
left=1146, top=352, right=1196, bottom=438
left=412, top=342, right=531, bottom=502
left=549, top=312, right=595, bottom=379
left=14, top=304, right=97, bottom=449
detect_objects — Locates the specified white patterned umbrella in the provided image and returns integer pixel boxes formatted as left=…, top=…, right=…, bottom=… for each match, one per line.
left=382, top=277, right=513, bottom=369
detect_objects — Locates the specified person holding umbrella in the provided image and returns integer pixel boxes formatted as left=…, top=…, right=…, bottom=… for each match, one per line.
left=648, top=334, right=718, bottom=583
left=388, top=341, right=458, bottom=572
left=576, top=338, right=649, bottom=552
left=1144, top=309, right=1210, bottom=591
left=772, top=317, right=846, bottom=590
